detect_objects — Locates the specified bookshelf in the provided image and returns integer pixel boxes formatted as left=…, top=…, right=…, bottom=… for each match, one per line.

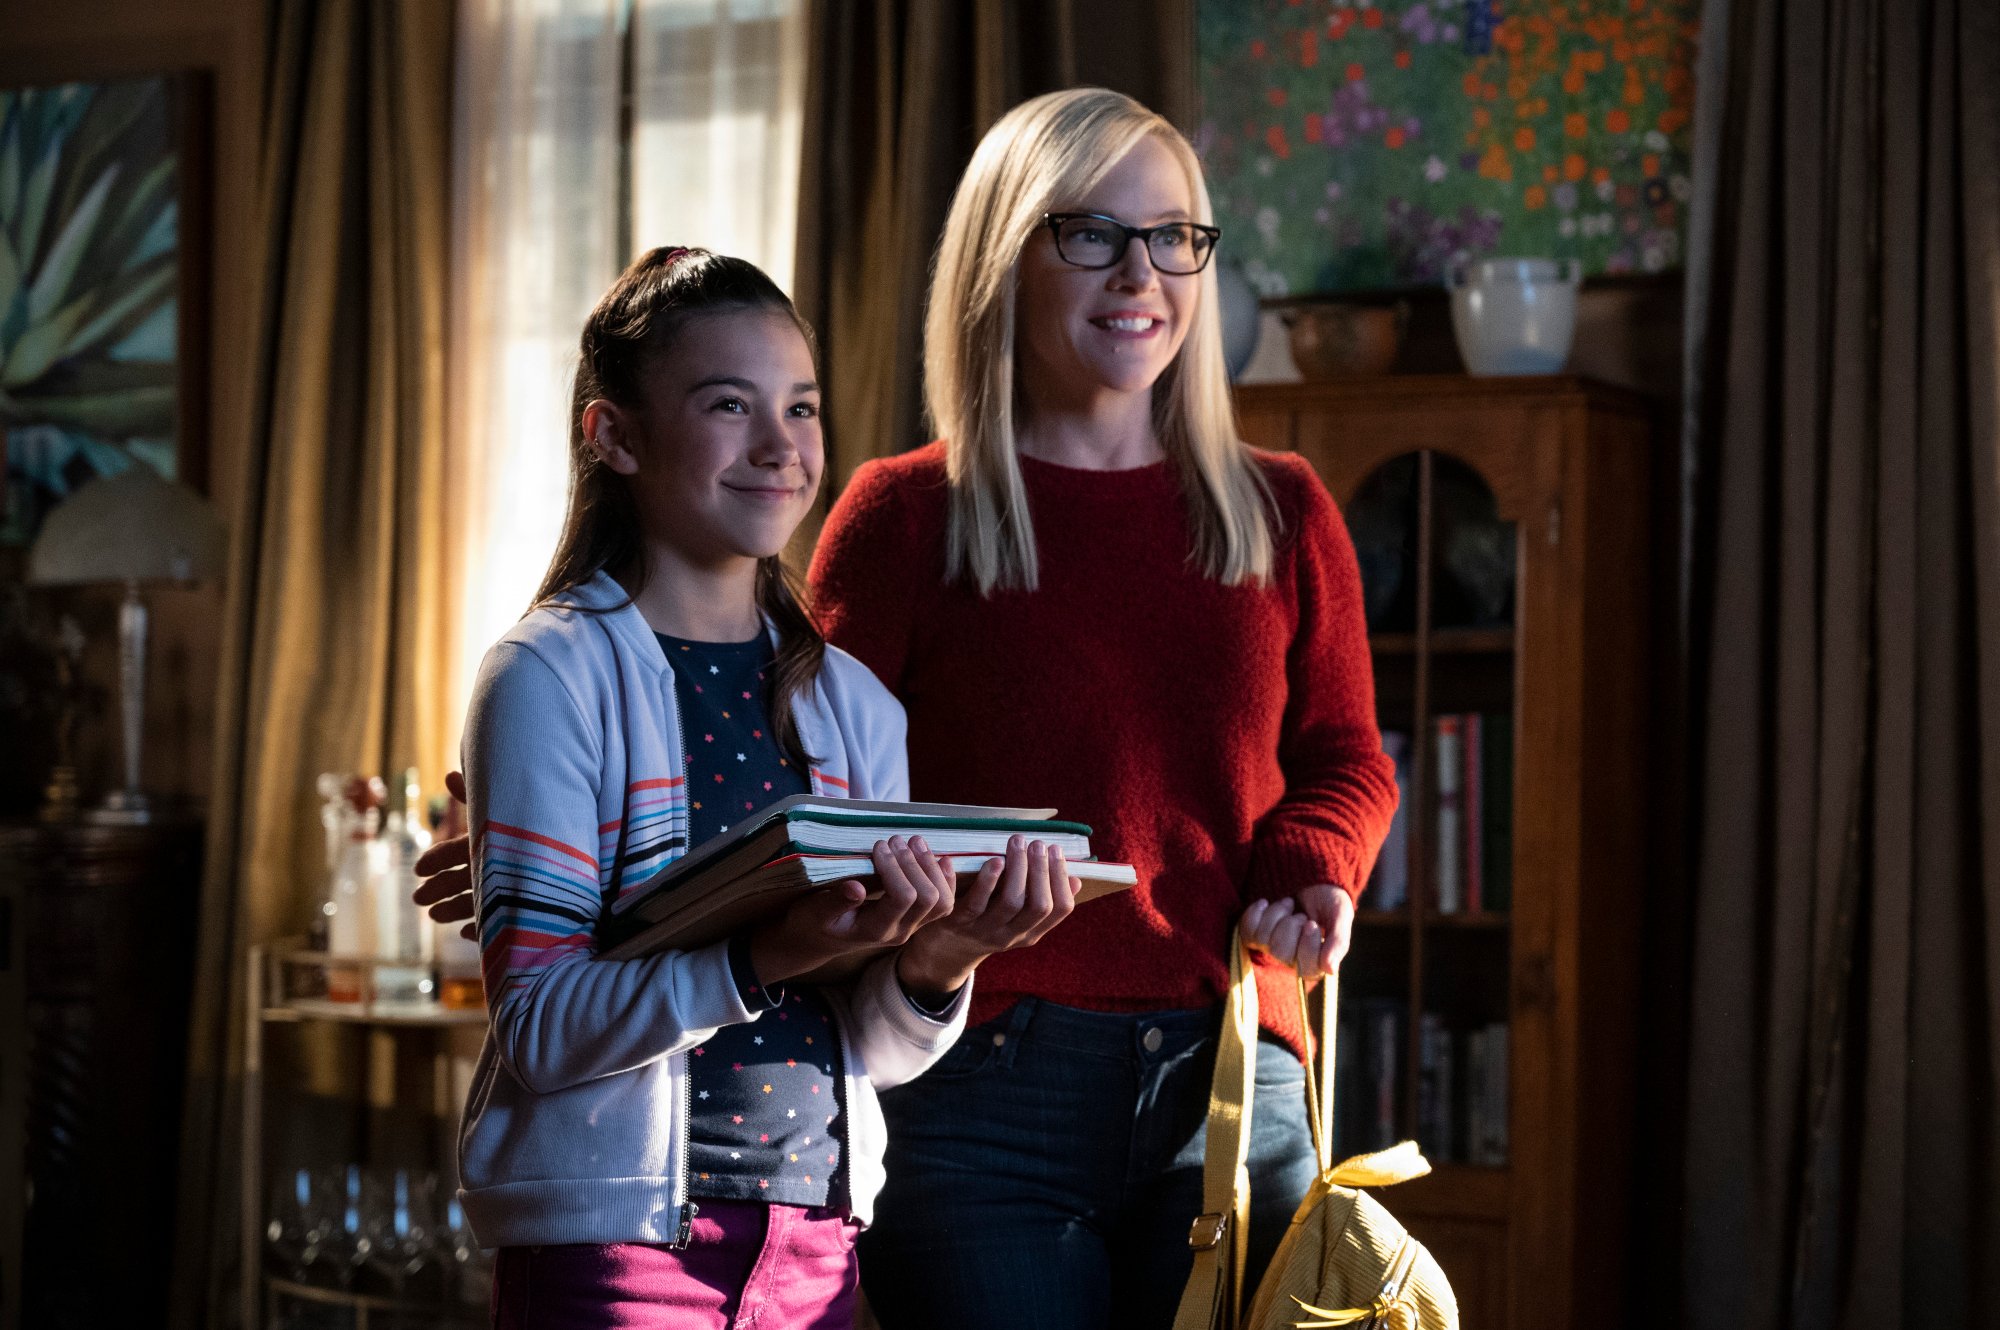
left=1236, top=375, right=1653, bottom=1330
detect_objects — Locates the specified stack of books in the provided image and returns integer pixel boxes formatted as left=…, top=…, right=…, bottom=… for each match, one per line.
left=600, top=794, right=1136, bottom=961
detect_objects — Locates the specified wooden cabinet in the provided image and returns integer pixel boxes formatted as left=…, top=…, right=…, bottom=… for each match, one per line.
left=0, top=818, right=204, bottom=1328
left=1236, top=376, right=1654, bottom=1330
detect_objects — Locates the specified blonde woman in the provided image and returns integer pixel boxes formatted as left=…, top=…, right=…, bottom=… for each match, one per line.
left=809, top=89, right=1398, bottom=1328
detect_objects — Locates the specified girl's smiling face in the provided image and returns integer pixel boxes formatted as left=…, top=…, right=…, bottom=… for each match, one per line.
left=1014, top=133, right=1201, bottom=408
left=620, top=308, right=824, bottom=567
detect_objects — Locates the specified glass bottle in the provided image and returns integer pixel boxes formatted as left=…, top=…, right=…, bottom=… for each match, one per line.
left=324, top=776, right=387, bottom=1001
left=375, top=767, right=438, bottom=1004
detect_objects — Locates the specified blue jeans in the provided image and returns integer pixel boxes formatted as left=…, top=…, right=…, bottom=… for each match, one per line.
left=859, top=999, right=1317, bottom=1330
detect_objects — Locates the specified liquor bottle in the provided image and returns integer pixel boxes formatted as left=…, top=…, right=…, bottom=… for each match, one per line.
left=308, top=773, right=347, bottom=952
left=430, top=792, right=485, bottom=1010
left=324, top=776, right=387, bottom=1001
left=376, top=768, right=438, bottom=1004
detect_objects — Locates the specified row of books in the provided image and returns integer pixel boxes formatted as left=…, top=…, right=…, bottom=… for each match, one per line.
left=1335, top=1000, right=1510, bottom=1167
left=1367, top=712, right=1513, bottom=915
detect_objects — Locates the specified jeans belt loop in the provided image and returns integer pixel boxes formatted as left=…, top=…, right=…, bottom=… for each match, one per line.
left=993, top=997, right=1037, bottom=1071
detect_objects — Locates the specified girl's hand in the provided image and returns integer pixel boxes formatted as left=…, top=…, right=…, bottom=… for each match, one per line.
left=895, top=837, right=1080, bottom=1001
left=749, top=836, right=957, bottom=984
left=1240, top=886, right=1355, bottom=978
left=412, top=770, right=477, bottom=940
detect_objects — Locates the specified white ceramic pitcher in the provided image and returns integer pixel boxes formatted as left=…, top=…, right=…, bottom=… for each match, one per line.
left=1446, top=257, right=1582, bottom=375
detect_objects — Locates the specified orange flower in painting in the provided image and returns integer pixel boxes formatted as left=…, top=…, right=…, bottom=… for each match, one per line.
left=1267, top=87, right=1288, bottom=108
left=1524, top=186, right=1547, bottom=210
left=1565, top=112, right=1589, bottom=138
left=1514, top=126, right=1536, bottom=152
left=1463, top=70, right=1484, bottom=97
left=1563, top=68, right=1587, bottom=95
left=1484, top=82, right=1501, bottom=100
left=1606, top=108, right=1631, bottom=134
left=1479, top=142, right=1513, bottom=180
left=1472, top=106, right=1492, bottom=128
left=1658, top=106, right=1690, bottom=133
left=1593, top=165, right=1613, bottom=184
left=1624, top=78, right=1647, bottom=106
left=1300, top=30, right=1319, bottom=68
left=1507, top=75, right=1530, bottom=100
left=1564, top=153, right=1589, bottom=180
left=1580, top=49, right=1606, bottom=73
left=1250, top=39, right=1267, bottom=59
left=1543, top=164, right=1560, bottom=182
left=1363, top=7, right=1383, bottom=29
left=1385, top=127, right=1406, bottom=149
left=1265, top=124, right=1290, bottom=159
left=1641, top=153, right=1661, bottom=176
left=1395, top=49, right=1412, bottom=69
left=1347, top=62, right=1366, bottom=82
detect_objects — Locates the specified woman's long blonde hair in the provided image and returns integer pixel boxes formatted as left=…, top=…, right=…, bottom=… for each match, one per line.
left=925, top=87, right=1274, bottom=595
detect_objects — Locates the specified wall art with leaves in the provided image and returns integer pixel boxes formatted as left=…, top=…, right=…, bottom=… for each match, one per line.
left=1, top=75, right=186, bottom=543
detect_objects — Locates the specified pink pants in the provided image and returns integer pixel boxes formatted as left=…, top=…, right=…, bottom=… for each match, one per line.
left=491, top=1200, right=861, bottom=1329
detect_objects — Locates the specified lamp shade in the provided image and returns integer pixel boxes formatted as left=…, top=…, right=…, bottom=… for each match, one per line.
left=28, top=465, right=225, bottom=586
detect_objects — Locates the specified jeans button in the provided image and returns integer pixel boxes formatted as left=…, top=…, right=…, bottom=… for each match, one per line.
left=1142, top=1026, right=1163, bottom=1053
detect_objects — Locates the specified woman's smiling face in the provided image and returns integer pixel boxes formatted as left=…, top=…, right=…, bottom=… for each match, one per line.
left=1014, top=133, right=1201, bottom=408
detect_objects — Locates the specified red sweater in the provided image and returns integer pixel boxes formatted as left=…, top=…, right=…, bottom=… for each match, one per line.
left=807, top=444, right=1397, bottom=1056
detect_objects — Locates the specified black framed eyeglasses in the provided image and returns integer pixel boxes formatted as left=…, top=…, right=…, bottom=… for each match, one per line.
left=1042, top=212, right=1222, bottom=275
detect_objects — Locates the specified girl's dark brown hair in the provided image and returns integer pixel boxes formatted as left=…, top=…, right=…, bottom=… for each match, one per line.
left=535, top=245, right=826, bottom=770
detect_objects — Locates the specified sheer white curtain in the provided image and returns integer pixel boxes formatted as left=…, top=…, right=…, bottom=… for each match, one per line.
left=449, top=0, right=805, bottom=730
left=450, top=0, right=624, bottom=730
left=631, top=0, right=807, bottom=291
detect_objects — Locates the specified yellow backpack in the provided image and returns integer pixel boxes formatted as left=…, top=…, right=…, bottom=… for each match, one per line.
left=1172, top=936, right=1459, bottom=1330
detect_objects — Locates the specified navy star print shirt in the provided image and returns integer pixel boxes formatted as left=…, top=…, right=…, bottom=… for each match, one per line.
left=658, top=632, right=843, bottom=1207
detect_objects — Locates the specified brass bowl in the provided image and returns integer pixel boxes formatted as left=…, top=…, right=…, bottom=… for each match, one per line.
left=1282, top=301, right=1408, bottom=378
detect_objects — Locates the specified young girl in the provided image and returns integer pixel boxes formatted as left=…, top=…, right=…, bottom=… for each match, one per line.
left=459, top=246, right=1076, bottom=1329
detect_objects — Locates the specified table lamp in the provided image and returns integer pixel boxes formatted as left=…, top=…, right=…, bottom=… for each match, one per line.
left=27, top=465, right=225, bottom=824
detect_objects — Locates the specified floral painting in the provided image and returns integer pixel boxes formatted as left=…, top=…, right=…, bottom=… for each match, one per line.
left=1196, top=0, right=1700, bottom=296
left=0, top=76, right=183, bottom=543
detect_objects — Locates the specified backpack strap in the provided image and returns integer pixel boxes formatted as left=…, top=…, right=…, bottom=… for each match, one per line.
left=1171, top=932, right=1259, bottom=1330
left=1176, top=933, right=1345, bottom=1330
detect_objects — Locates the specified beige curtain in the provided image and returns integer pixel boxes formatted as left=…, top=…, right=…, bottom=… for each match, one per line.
left=1679, top=0, right=2000, bottom=1326
left=172, top=1, right=455, bottom=1322
left=792, top=0, right=1195, bottom=491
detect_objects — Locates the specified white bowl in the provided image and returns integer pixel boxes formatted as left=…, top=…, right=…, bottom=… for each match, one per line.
left=1446, top=257, right=1581, bottom=375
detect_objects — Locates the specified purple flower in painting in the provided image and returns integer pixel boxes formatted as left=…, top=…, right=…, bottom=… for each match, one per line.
left=1459, top=151, right=1480, bottom=172
left=1385, top=198, right=1505, bottom=282
left=1401, top=4, right=1440, bottom=43
left=1424, top=155, right=1448, bottom=183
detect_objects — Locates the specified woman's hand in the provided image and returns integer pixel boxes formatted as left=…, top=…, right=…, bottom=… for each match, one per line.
left=1240, top=886, right=1355, bottom=978
left=895, top=837, right=1080, bottom=1003
left=749, top=836, right=957, bottom=985
left=412, top=771, right=475, bottom=939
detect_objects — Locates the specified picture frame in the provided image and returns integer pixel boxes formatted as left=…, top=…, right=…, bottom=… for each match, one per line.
left=0, top=68, right=211, bottom=544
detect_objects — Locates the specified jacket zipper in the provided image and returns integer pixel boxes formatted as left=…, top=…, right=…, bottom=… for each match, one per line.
left=671, top=1056, right=698, bottom=1248
left=660, top=666, right=700, bottom=1250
